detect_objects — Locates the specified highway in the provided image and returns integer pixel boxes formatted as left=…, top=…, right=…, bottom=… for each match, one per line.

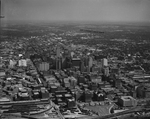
left=91, top=106, right=150, bottom=119
left=0, top=98, right=50, bottom=106
left=51, top=101, right=65, bottom=119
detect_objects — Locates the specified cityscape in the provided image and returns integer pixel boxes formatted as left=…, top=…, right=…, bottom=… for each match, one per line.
left=1, top=0, right=150, bottom=119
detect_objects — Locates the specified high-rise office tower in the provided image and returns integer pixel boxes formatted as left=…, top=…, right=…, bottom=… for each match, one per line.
left=71, top=51, right=75, bottom=58
left=80, top=59, right=85, bottom=73
left=88, top=56, right=93, bottom=73
left=72, top=58, right=81, bottom=67
left=104, top=67, right=109, bottom=77
left=102, top=58, right=108, bottom=67
left=56, top=58, right=62, bottom=70
left=84, top=56, right=89, bottom=67
left=56, top=46, right=61, bottom=58
left=89, top=56, right=93, bottom=68
left=56, top=46, right=62, bottom=70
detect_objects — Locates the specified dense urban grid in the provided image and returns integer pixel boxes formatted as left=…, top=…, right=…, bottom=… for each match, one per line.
left=0, top=22, right=150, bottom=119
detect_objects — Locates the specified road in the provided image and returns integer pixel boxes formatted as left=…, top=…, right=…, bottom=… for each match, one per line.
left=91, top=106, right=150, bottom=119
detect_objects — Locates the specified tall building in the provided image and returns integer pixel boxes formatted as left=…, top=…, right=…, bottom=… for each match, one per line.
left=102, top=58, right=108, bottom=67
left=71, top=51, right=75, bottom=58
left=56, top=46, right=62, bottom=70
left=84, top=56, right=89, bottom=67
left=0, top=57, right=2, bottom=63
left=80, top=59, right=85, bottom=73
left=62, top=57, right=67, bottom=69
left=56, top=46, right=61, bottom=58
left=88, top=56, right=93, bottom=73
left=39, top=62, right=50, bottom=71
left=114, top=75, right=122, bottom=89
left=66, top=57, right=72, bottom=68
left=88, top=56, right=93, bottom=68
left=56, top=58, right=62, bottom=70
left=72, top=58, right=81, bottom=67
left=104, top=67, right=109, bottom=77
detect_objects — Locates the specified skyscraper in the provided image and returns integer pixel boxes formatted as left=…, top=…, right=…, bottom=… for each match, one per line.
left=56, top=46, right=62, bottom=70
left=80, top=59, right=85, bottom=73
left=56, top=46, right=61, bottom=58
left=88, top=56, right=93, bottom=68
left=56, top=57, right=62, bottom=70
left=102, top=58, right=108, bottom=67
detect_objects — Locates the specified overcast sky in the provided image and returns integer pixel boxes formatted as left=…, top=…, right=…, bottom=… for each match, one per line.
left=2, top=0, right=150, bottom=23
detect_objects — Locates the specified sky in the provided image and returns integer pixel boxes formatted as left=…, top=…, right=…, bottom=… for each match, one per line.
left=1, top=0, right=150, bottom=23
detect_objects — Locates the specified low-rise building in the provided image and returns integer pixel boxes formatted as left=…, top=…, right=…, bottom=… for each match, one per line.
left=118, top=96, right=137, bottom=107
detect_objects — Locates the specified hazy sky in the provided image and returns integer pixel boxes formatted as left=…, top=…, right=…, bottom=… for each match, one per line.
left=2, top=0, right=150, bottom=23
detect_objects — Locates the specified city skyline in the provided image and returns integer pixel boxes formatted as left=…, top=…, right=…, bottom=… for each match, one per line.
left=1, top=1, right=150, bottom=118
